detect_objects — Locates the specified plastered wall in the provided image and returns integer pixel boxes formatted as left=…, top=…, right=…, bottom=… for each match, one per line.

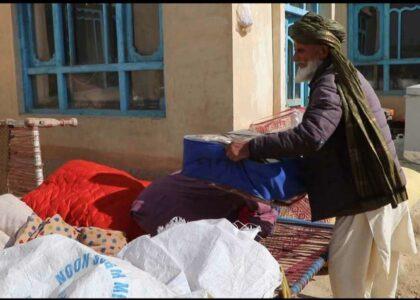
left=0, top=4, right=20, bottom=117
left=232, top=4, right=274, bottom=130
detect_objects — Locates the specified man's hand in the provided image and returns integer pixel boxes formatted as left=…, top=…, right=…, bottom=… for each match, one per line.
left=225, top=140, right=250, bottom=162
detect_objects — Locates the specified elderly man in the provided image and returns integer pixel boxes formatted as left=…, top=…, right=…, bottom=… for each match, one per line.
left=226, top=13, right=417, bottom=298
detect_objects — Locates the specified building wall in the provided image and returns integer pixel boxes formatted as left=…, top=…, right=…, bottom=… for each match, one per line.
left=0, top=3, right=407, bottom=182
left=0, top=4, right=235, bottom=180
left=232, top=4, right=274, bottom=130
left=0, top=4, right=20, bottom=117
left=319, top=3, right=335, bottom=20
left=272, top=4, right=287, bottom=114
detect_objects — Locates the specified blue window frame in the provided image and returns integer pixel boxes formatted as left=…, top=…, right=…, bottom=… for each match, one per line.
left=349, top=3, right=420, bottom=94
left=17, top=3, right=165, bottom=117
left=285, top=3, right=319, bottom=107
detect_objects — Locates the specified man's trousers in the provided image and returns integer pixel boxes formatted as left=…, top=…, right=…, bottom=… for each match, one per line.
left=328, top=202, right=417, bottom=298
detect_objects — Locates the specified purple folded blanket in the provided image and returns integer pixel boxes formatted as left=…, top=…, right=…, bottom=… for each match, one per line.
left=131, top=173, right=278, bottom=237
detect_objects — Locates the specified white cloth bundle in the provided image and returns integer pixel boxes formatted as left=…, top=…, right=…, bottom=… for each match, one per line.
left=0, top=218, right=281, bottom=298
left=118, top=218, right=281, bottom=298
left=236, top=4, right=253, bottom=29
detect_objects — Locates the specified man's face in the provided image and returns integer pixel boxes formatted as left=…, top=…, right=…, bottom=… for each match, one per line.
left=292, top=42, right=328, bottom=68
left=293, top=42, right=329, bottom=83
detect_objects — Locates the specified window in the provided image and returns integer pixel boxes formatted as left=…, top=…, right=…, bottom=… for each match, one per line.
left=17, top=3, right=165, bottom=117
left=349, top=4, right=420, bottom=94
left=285, top=3, right=319, bottom=107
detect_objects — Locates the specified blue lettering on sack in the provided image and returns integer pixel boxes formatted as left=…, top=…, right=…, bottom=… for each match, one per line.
left=111, top=269, right=127, bottom=279
left=82, top=253, right=89, bottom=268
left=55, top=253, right=90, bottom=285
left=54, top=252, right=130, bottom=298
left=93, top=254, right=106, bottom=265
left=112, top=282, right=129, bottom=298
left=64, top=264, right=73, bottom=278
left=55, top=271, right=67, bottom=285
left=73, top=258, right=81, bottom=272
left=104, top=261, right=115, bottom=269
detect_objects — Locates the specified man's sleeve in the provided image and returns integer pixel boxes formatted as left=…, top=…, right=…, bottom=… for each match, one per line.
left=248, top=84, right=343, bottom=160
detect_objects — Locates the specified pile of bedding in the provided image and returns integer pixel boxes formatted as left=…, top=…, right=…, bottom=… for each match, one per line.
left=14, top=213, right=127, bottom=256
left=16, top=159, right=281, bottom=240
left=21, top=160, right=150, bottom=241
left=130, top=173, right=279, bottom=238
left=0, top=217, right=282, bottom=298
left=0, top=153, right=305, bottom=297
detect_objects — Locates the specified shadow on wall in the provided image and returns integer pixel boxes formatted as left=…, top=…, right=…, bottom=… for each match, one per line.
left=41, top=152, right=182, bottom=182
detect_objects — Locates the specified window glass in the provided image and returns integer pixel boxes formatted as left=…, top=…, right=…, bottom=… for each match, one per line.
left=358, top=6, right=380, bottom=56
left=357, top=65, right=383, bottom=90
left=67, top=3, right=117, bottom=65
left=33, top=4, right=54, bottom=62
left=63, top=3, right=118, bottom=65
left=401, top=9, right=420, bottom=58
left=74, top=4, right=103, bottom=64
left=31, top=75, right=58, bottom=108
left=108, top=4, right=118, bottom=62
left=67, top=72, right=120, bottom=109
left=390, top=12, right=398, bottom=59
left=294, top=68, right=301, bottom=99
left=129, top=70, right=164, bottom=110
left=132, top=4, right=160, bottom=56
left=289, top=3, right=304, bottom=9
left=286, top=39, right=294, bottom=100
left=390, top=3, right=418, bottom=9
left=305, top=3, right=318, bottom=13
left=390, top=64, right=420, bottom=90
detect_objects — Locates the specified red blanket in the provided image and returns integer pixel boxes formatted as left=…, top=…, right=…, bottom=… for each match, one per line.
left=23, top=160, right=151, bottom=241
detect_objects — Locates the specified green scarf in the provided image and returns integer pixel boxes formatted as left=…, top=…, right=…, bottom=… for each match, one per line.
left=289, top=12, right=407, bottom=207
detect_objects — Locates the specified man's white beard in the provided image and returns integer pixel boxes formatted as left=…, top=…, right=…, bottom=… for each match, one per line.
left=295, top=59, right=323, bottom=83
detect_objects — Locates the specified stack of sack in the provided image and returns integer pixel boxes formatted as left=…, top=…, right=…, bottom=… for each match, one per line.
left=0, top=204, right=283, bottom=297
